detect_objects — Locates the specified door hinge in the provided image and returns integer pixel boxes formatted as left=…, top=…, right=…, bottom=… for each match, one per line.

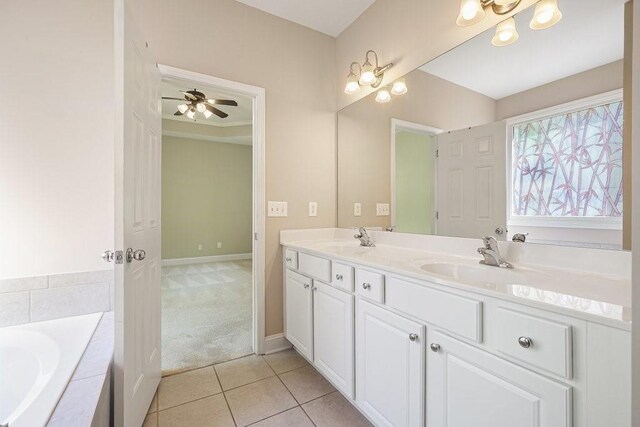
left=254, top=233, right=258, bottom=241
left=436, top=149, right=439, bottom=158
left=115, top=250, right=124, bottom=264
left=436, top=211, right=439, bottom=220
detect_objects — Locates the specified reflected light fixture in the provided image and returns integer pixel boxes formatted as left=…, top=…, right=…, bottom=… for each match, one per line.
left=344, top=50, right=393, bottom=95
left=530, top=0, right=562, bottom=30
left=492, top=17, right=519, bottom=46
left=375, top=88, right=392, bottom=103
left=196, top=102, right=207, bottom=113
left=203, top=109, right=213, bottom=119
left=456, top=0, right=486, bottom=26
left=344, top=63, right=361, bottom=94
left=177, top=104, right=189, bottom=114
left=186, top=109, right=196, bottom=119
left=391, top=78, right=408, bottom=96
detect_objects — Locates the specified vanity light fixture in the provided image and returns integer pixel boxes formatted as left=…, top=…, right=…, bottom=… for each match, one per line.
left=457, top=0, right=521, bottom=26
left=344, top=50, right=393, bottom=94
left=530, top=0, right=562, bottom=30
left=492, top=17, right=519, bottom=46
left=375, top=87, right=392, bottom=103
left=391, top=78, right=408, bottom=96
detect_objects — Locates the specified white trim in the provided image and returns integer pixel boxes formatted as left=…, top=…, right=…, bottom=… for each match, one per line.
left=262, top=333, right=292, bottom=355
left=390, top=118, right=442, bottom=231
left=162, top=130, right=252, bottom=146
left=161, top=253, right=252, bottom=266
left=506, top=89, right=624, bottom=232
left=158, top=64, right=267, bottom=355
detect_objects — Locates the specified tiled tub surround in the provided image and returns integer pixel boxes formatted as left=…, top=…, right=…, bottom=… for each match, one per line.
left=281, top=228, right=632, bottom=426
left=0, top=269, right=113, bottom=327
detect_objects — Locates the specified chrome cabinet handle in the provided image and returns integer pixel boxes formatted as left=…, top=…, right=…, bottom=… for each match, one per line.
left=409, top=333, right=418, bottom=342
left=430, top=343, right=441, bottom=352
left=285, top=257, right=292, bottom=262
left=335, top=274, right=343, bottom=281
left=518, top=336, right=533, bottom=348
left=362, top=283, right=371, bottom=290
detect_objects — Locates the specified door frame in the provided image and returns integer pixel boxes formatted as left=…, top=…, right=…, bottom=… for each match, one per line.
left=157, top=64, right=266, bottom=354
left=390, top=118, right=442, bottom=232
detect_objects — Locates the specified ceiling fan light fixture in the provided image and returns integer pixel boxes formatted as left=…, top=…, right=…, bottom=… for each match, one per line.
left=530, top=0, right=562, bottom=30
left=177, top=104, right=189, bottom=114
left=207, top=99, right=217, bottom=104
left=196, top=102, right=207, bottom=113
left=456, top=0, right=485, bottom=26
left=492, top=17, right=519, bottom=46
left=391, top=78, right=408, bottom=96
left=186, top=109, right=196, bottom=119
left=203, top=109, right=213, bottom=119
left=375, top=88, right=392, bottom=103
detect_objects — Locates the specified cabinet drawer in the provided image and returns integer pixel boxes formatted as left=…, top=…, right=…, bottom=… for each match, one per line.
left=284, top=249, right=298, bottom=270
left=331, top=262, right=354, bottom=292
left=495, top=308, right=572, bottom=378
left=355, top=269, right=384, bottom=303
left=385, top=277, right=482, bottom=343
left=298, top=253, right=331, bottom=283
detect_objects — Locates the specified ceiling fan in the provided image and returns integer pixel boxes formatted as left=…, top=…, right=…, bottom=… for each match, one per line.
left=162, top=89, right=238, bottom=119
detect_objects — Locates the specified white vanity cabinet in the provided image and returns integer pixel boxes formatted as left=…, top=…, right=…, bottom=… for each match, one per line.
left=427, top=330, right=571, bottom=427
left=356, top=299, right=425, bottom=427
left=284, top=270, right=313, bottom=360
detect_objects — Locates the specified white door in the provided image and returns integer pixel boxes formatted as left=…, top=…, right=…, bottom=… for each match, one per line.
left=427, top=330, right=571, bottom=427
left=113, top=1, right=162, bottom=426
left=285, top=270, right=313, bottom=360
left=436, top=121, right=507, bottom=240
left=356, top=299, right=424, bottom=427
left=313, top=281, right=354, bottom=399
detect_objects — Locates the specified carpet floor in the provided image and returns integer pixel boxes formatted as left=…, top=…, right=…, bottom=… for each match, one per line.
left=161, top=260, right=253, bottom=375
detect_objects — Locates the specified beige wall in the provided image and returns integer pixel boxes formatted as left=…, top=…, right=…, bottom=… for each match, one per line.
left=131, top=0, right=337, bottom=336
left=335, top=0, right=539, bottom=109
left=0, top=0, right=114, bottom=279
left=162, top=136, right=252, bottom=259
left=338, top=70, right=496, bottom=228
left=496, top=60, right=624, bottom=120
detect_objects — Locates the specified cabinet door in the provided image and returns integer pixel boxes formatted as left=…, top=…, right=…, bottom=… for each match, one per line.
left=356, top=299, right=425, bottom=427
left=313, top=281, right=355, bottom=399
left=427, top=330, right=571, bottom=427
left=285, top=270, right=313, bottom=360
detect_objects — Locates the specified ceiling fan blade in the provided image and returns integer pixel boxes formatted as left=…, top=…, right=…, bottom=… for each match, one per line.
left=208, top=99, right=238, bottom=107
left=162, top=97, right=187, bottom=101
left=174, top=111, right=184, bottom=116
left=205, top=104, right=228, bottom=119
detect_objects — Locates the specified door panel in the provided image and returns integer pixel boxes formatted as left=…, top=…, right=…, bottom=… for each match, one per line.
left=114, top=1, right=162, bottom=426
left=313, top=282, right=354, bottom=398
left=427, top=330, right=571, bottom=427
left=356, top=300, right=424, bottom=427
left=285, top=270, right=313, bottom=360
left=437, top=121, right=507, bottom=240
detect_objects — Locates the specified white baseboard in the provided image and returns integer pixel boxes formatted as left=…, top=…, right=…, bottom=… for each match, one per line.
left=161, top=253, right=252, bottom=266
left=262, top=333, right=292, bottom=354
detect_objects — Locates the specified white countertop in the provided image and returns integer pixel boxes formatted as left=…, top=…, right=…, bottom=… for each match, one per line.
left=281, top=230, right=631, bottom=330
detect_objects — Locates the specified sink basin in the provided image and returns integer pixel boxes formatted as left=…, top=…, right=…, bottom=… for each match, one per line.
left=420, top=262, right=549, bottom=287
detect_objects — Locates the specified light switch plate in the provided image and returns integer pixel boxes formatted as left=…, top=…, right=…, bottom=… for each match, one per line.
left=308, top=202, right=318, bottom=217
left=376, top=203, right=390, bottom=216
left=268, top=201, right=288, bottom=217
left=354, top=203, right=362, bottom=217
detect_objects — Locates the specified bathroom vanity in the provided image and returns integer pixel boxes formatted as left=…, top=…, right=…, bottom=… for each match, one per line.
left=281, top=228, right=631, bottom=427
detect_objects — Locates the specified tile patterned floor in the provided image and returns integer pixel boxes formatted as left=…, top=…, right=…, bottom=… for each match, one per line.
left=161, top=260, right=253, bottom=374
left=144, top=350, right=372, bottom=427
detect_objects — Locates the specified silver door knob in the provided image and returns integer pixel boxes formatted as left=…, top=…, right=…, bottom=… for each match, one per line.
left=285, top=257, right=292, bottom=262
left=102, top=250, right=114, bottom=263
left=409, top=333, right=418, bottom=342
left=518, top=336, right=533, bottom=348
left=335, top=274, right=343, bottom=281
left=362, top=283, right=371, bottom=290
left=125, top=248, right=146, bottom=263
left=430, top=343, right=441, bottom=352
left=495, top=227, right=505, bottom=235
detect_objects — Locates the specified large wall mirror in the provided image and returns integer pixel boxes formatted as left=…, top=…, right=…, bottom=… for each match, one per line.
left=337, top=0, right=630, bottom=250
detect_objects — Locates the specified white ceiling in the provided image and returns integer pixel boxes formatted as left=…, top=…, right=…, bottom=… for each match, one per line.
left=420, top=0, right=626, bottom=99
left=233, top=0, right=375, bottom=37
left=161, top=79, right=253, bottom=127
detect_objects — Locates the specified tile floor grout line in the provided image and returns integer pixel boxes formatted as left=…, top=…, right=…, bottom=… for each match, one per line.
left=156, top=390, right=226, bottom=414
left=299, top=403, right=319, bottom=427
left=162, top=351, right=254, bottom=378
left=212, top=365, right=239, bottom=427
left=244, top=405, right=304, bottom=426
left=274, top=370, right=302, bottom=405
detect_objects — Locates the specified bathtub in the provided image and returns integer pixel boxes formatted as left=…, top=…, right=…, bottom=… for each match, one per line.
left=0, top=313, right=103, bottom=427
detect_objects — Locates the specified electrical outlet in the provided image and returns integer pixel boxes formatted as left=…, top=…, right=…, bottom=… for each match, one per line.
left=217, top=242, right=222, bottom=249
left=354, top=203, right=362, bottom=217
left=308, top=202, right=318, bottom=217
left=268, top=201, right=288, bottom=217
left=376, top=203, right=390, bottom=216
left=197, top=244, right=203, bottom=251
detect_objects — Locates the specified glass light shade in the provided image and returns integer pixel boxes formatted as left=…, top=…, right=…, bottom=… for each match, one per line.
left=530, top=0, right=562, bottom=30
left=359, top=60, right=376, bottom=85
left=375, top=88, right=391, bottom=103
left=186, top=109, right=196, bottom=119
left=456, top=0, right=485, bottom=26
left=196, top=102, right=207, bottom=113
left=493, top=0, right=511, bottom=4
left=344, top=73, right=360, bottom=94
left=203, top=109, right=213, bottom=119
left=177, top=104, right=189, bottom=114
left=207, top=98, right=217, bottom=104
left=391, top=78, right=408, bottom=96
left=492, top=18, right=519, bottom=46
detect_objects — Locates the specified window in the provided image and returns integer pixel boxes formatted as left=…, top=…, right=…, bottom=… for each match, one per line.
left=510, top=93, right=623, bottom=227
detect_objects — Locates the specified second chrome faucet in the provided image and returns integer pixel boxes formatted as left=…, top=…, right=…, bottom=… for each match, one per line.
left=354, top=227, right=376, bottom=247
left=478, top=236, right=513, bottom=268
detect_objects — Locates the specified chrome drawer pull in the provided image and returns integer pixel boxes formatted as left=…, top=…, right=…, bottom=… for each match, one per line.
left=362, top=283, right=371, bottom=290
left=518, top=336, right=533, bottom=349
left=409, top=333, right=418, bottom=342
left=430, top=343, right=441, bottom=352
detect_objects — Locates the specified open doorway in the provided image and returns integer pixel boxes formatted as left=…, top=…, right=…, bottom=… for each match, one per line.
left=158, top=67, right=265, bottom=374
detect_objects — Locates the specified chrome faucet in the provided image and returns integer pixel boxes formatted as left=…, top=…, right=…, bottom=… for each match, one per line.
left=354, top=227, right=376, bottom=247
left=478, top=236, right=513, bottom=268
